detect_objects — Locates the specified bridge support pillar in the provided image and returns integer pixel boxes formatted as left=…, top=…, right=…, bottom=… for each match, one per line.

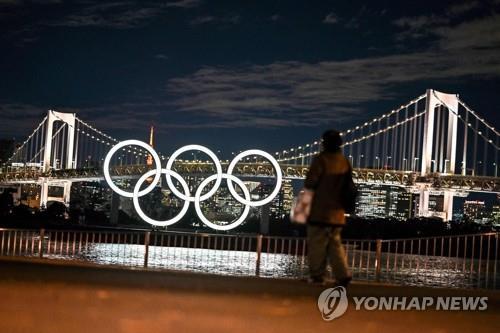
left=12, top=185, right=22, bottom=205
left=443, top=191, right=454, bottom=221
left=259, top=204, right=270, bottom=235
left=43, top=110, right=76, bottom=172
left=418, top=187, right=430, bottom=217
left=39, top=179, right=71, bottom=209
left=63, top=181, right=71, bottom=206
left=417, top=186, right=454, bottom=221
left=110, top=191, right=120, bottom=225
left=40, top=179, right=48, bottom=209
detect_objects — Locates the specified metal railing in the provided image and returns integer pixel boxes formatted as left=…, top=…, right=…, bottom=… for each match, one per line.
left=0, top=228, right=498, bottom=289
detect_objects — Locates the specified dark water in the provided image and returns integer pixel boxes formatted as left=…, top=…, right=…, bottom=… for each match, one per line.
left=1, top=229, right=497, bottom=290
left=42, top=242, right=498, bottom=289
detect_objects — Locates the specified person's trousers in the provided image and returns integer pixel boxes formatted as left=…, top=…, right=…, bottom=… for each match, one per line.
left=307, top=224, right=349, bottom=280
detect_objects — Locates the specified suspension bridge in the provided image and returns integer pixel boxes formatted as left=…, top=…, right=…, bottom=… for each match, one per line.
left=1, top=89, right=499, bottom=221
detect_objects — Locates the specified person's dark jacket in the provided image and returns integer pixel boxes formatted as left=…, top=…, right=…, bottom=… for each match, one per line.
left=304, top=151, right=351, bottom=225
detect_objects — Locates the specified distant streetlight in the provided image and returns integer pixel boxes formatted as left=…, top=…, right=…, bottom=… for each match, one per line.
left=375, top=156, right=380, bottom=170
left=386, top=156, right=392, bottom=170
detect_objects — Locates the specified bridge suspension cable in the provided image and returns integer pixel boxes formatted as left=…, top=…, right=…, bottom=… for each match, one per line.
left=274, top=90, right=499, bottom=178
left=3, top=115, right=48, bottom=167
left=275, top=93, right=428, bottom=173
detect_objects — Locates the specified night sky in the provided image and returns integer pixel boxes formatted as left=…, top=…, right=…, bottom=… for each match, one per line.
left=1, top=0, right=500, bottom=157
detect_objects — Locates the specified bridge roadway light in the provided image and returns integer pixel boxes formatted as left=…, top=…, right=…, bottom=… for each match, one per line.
left=494, top=163, right=498, bottom=177
left=413, top=157, right=419, bottom=172
left=375, top=156, right=380, bottom=169
left=444, top=159, right=449, bottom=174
left=476, top=161, right=483, bottom=176
left=431, top=159, right=436, bottom=172
left=357, top=154, right=364, bottom=168
left=386, top=156, right=391, bottom=170
left=403, top=158, right=407, bottom=171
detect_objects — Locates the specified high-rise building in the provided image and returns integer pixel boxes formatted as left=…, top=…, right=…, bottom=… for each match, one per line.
left=492, top=205, right=500, bottom=224
left=389, top=189, right=413, bottom=220
left=253, top=179, right=293, bottom=219
left=274, top=179, right=293, bottom=218
left=356, top=184, right=387, bottom=218
left=356, top=183, right=413, bottom=220
left=463, top=200, right=487, bottom=223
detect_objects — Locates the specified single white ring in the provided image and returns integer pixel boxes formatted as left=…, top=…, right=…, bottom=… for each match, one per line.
left=226, top=149, right=282, bottom=207
left=194, top=173, right=250, bottom=231
left=103, top=140, right=161, bottom=198
left=132, top=169, right=190, bottom=227
left=165, top=144, right=223, bottom=202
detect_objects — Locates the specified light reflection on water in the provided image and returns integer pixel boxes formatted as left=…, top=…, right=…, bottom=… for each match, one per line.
left=43, top=242, right=499, bottom=289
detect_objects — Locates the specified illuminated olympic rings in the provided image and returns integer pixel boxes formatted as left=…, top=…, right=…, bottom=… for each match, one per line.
left=103, top=140, right=283, bottom=230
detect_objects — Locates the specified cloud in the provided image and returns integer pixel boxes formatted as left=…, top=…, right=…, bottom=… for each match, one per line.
left=5, top=11, right=500, bottom=138
left=344, top=5, right=370, bottom=29
left=3, top=2, right=500, bottom=135
left=164, top=0, right=201, bottom=9
left=0, top=0, right=21, bottom=4
left=189, top=15, right=215, bottom=25
left=435, top=14, right=500, bottom=50
left=323, top=12, right=338, bottom=24
left=393, top=14, right=449, bottom=40
left=189, top=14, right=239, bottom=26
left=270, top=14, right=281, bottom=21
left=393, top=1, right=497, bottom=41
left=0, top=104, right=52, bottom=138
left=447, top=1, right=482, bottom=17
left=393, top=14, right=448, bottom=30
left=154, top=54, right=169, bottom=60
left=51, top=3, right=163, bottom=29
left=165, top=14, right=500, bottom=129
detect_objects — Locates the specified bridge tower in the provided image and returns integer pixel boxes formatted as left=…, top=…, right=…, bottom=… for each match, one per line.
left=418, top=89, right=459, bottom=220
left=43, top=110, right=76, bottom=172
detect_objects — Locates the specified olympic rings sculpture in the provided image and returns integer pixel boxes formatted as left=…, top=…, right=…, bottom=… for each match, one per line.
left=103, top=140, right=283, bottom=231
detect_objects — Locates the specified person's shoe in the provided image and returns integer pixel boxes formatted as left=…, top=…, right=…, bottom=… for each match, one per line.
left=336, top=276, right=352, bottom=288
left=307, top=276, right=325, bottom=286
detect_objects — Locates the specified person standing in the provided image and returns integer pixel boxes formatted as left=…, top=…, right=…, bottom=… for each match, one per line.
left=304, top=130, right=353, bottom=286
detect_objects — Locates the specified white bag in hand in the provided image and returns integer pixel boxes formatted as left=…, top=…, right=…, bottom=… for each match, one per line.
left=290, top=188, right=314, bottom=224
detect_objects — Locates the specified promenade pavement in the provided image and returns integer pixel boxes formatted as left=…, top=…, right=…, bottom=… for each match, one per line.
left=0, top=257, right=499, bottom=333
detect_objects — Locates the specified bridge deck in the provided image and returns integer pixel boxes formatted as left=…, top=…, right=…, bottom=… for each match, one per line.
left=0, top=257, right=498, bottom=333
left=2, top=164, right=499, bottom=191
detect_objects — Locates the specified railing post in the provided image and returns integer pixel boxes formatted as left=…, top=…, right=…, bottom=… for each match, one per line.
left=255, top=234, right=263, bottom=277
left=38, top=228, right=45, bottom=259
left=375, top=239, right=382, bottom=282
left=144, top=231, right=150, bottom=268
